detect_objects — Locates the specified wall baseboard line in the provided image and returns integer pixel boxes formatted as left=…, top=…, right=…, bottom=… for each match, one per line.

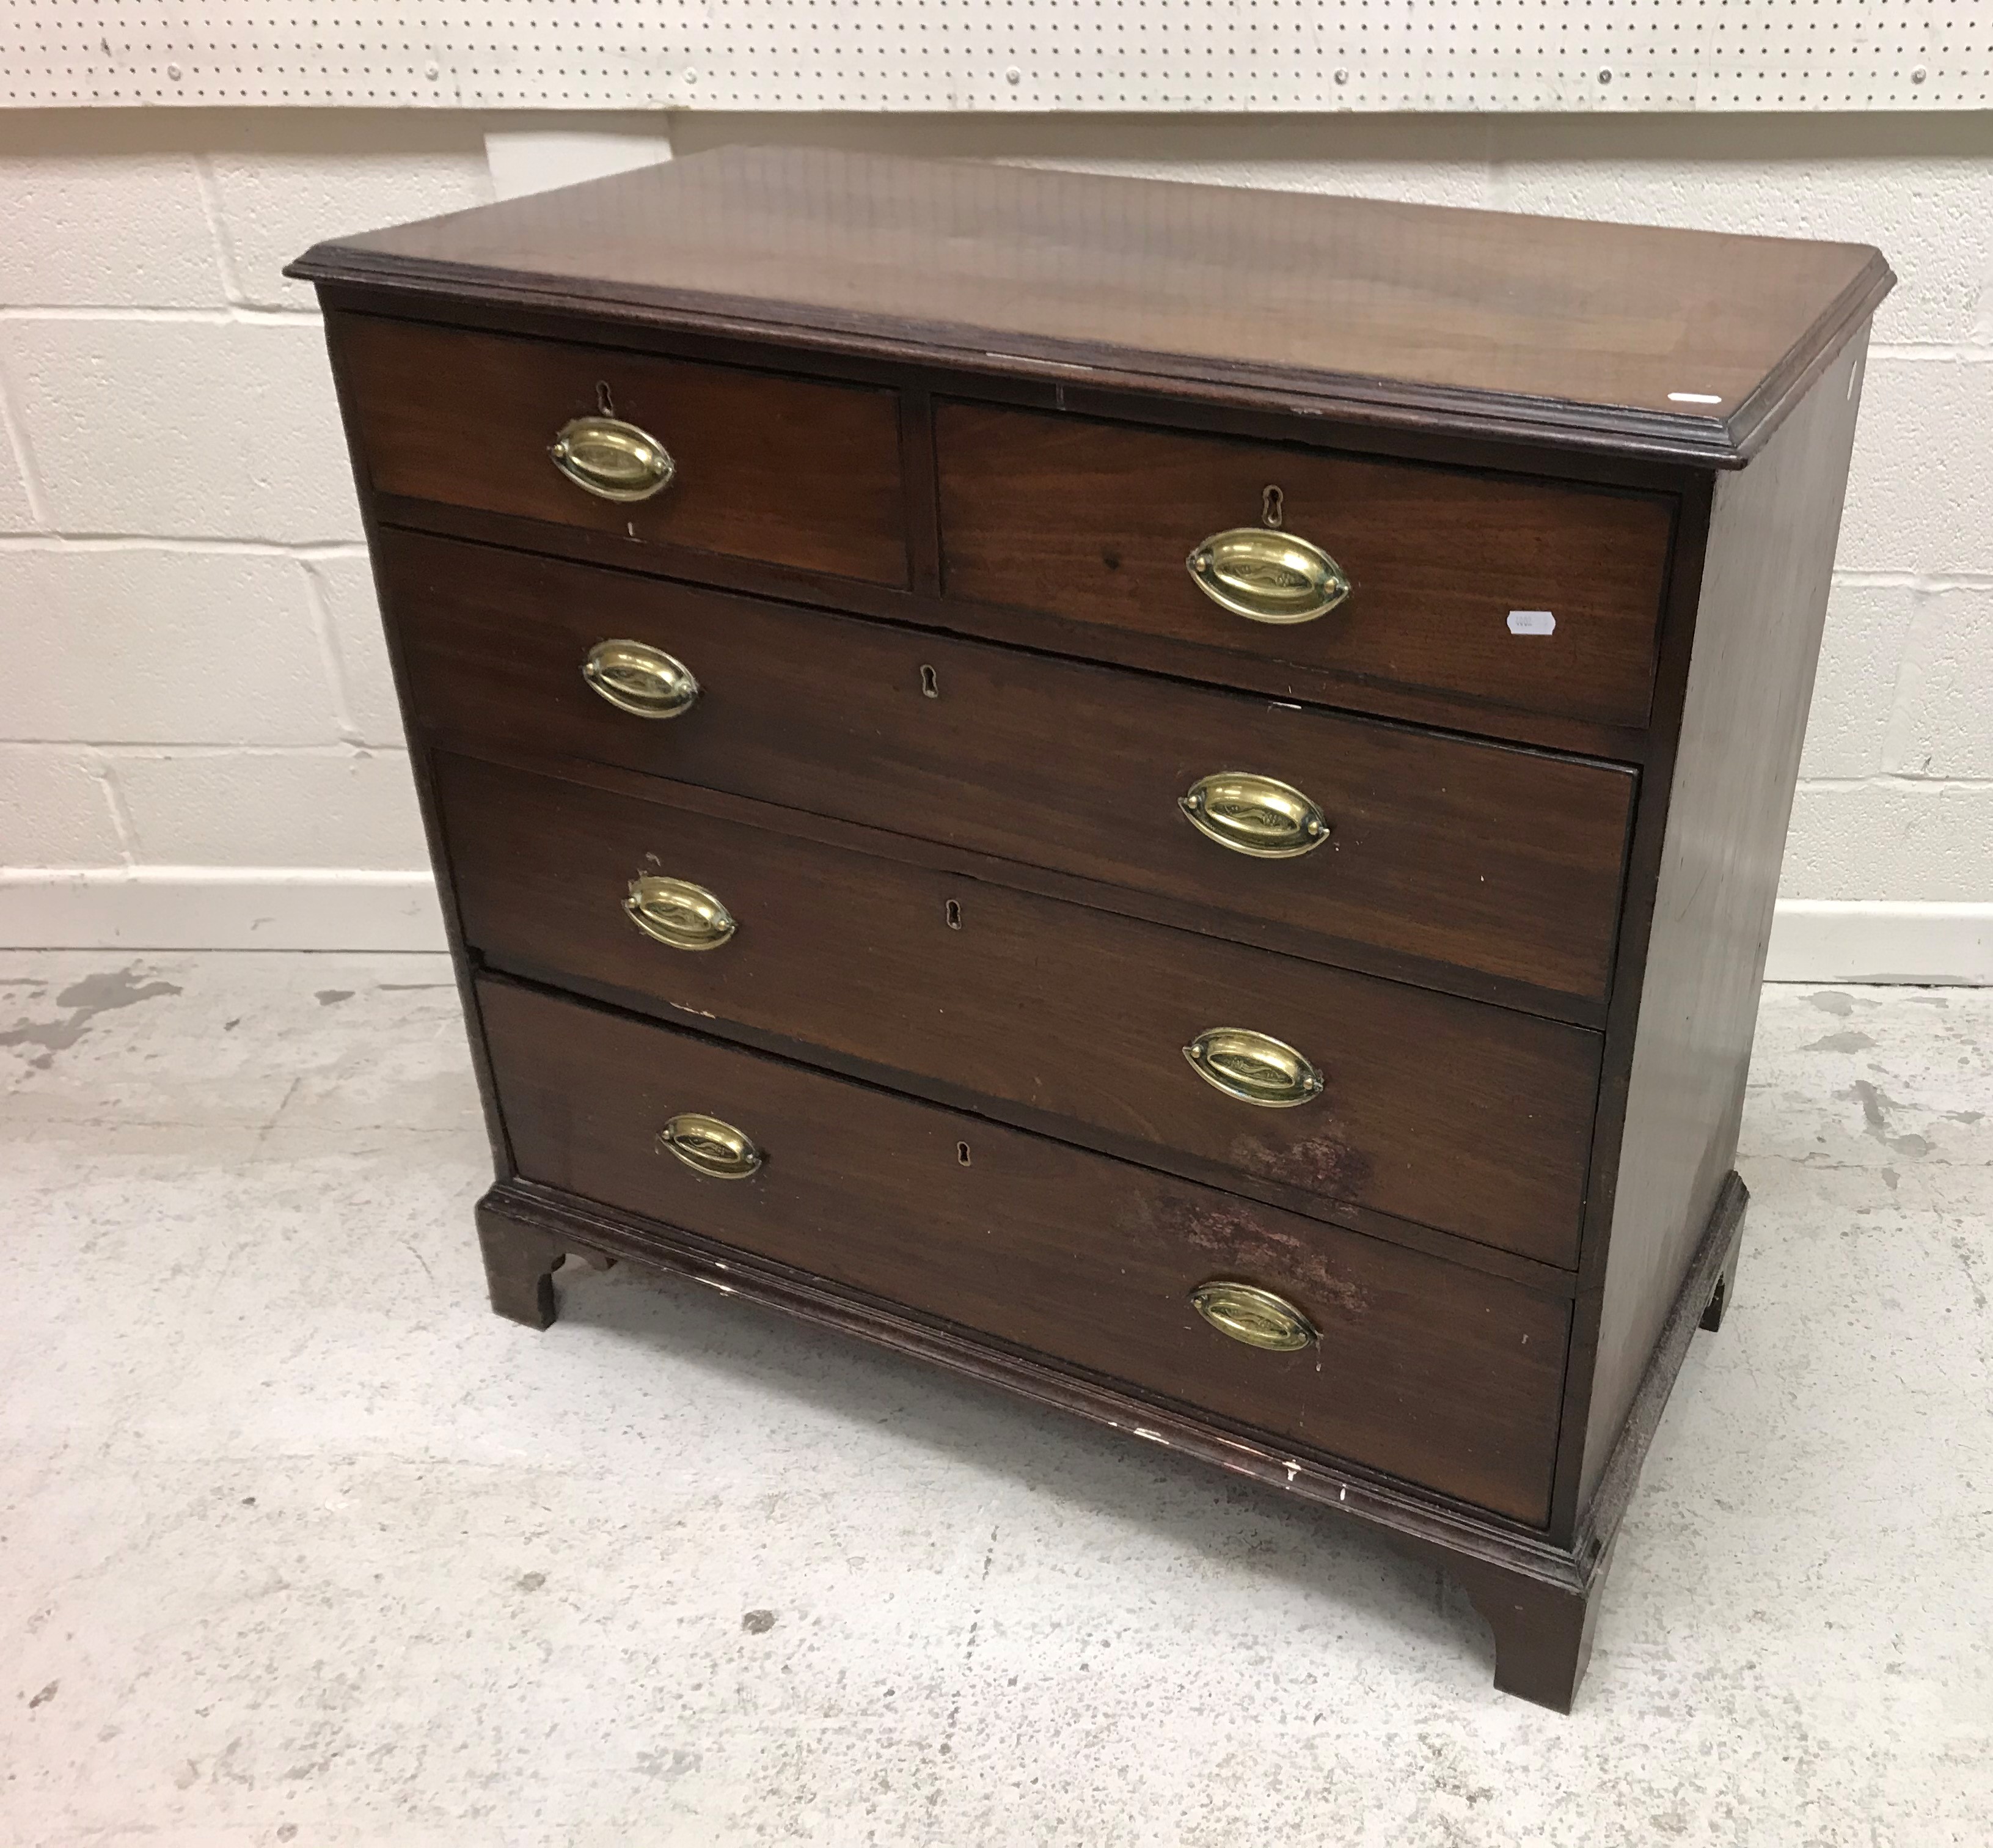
left=0, top=867, right=445, bottom=954
left=1759, top=899, right=1993, bottom=986
left=0, top=869, right=1988, bottom=984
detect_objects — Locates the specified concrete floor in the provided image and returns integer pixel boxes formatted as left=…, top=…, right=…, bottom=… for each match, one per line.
left=1, top=952, right=1988, bottom=1846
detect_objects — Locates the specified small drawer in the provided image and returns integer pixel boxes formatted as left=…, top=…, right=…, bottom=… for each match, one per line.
left=440, top=754, right=1601, bottom=1267
left=479, top=977, right=1570, bottom=1524
left=332, top=312, right=909, bottom=586
left=936, top=401, right=1674, bottom=728
left=386, top=532, right=1636, bottom=1007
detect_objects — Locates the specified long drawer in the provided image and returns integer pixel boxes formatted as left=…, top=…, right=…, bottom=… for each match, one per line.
left=478, top=977, right=1570, bottom=1524
left=334, top=314, right=909, bottom=586
left=385, top=529, right=1636, bottom=1007
left=936, top=400, right=1675, bottom=728
left=442, top=752, right=1600, bottom=1267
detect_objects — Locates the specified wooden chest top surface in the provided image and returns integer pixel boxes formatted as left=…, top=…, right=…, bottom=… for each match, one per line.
left=291, top=144, right=1890, bottom=465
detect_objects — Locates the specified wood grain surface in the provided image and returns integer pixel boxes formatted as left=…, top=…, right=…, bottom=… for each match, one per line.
left=478, top=975, right=1570, bottom=1524
left=440, top=750, right=1603, bottom=1266
left=292, top=146, right=1892, bottom=465
left=1571, top=337, right=1868, bottom=1508
left=938, top=400, right=1674, bottom=728
left=335, top=311, right=908, bottom=585
left=382, top=529, right=1636, bottom=1005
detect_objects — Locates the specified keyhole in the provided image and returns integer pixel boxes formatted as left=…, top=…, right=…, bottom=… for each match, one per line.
left=1261, top=484, right=1284, bottom=529
left=920, top=664, right=940, bottom=699
left=945, top=898, right=962, bottom=930
left=596, top=381, right=616, bottom=417
left=956, top=1142, right=972, bottom=1166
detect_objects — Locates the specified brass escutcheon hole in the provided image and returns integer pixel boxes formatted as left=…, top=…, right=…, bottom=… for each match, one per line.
left=945, top=898, right=962, bottom=930
left=956, top=1142, right=972, bottom=1166
left=920, top=664, right=940, bottom=699
left=596, top=380, right=615, bottom=416
left=1261, top=483, right=1284, bottom=529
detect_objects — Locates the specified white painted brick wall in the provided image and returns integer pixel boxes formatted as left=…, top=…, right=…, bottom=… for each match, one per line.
left=1, top=746, right=125, bottom=863
left=1797, top=582, right=1918, bottom=782
left=1, top=106, right=1987, bottom=973
left=205, top=138, right=493, bottom=309
left=1892, top=587, right=1993, bottom=780
left=1838, top=359, right=1993, bottom=575
left=1784, top=785, right=1993, bottom=901
left=0, top=109, right=479, bottom=948
left=0, top=437, right=35, bottom=529
left=1, top=148, right=222, bottom=306
left=111, top=748, right=428, bottom=867
left=1, top=319, right=360, bottom=540
left=309, top=553, right=406, bottom=748
left=1, top=549, right=337, bottom=743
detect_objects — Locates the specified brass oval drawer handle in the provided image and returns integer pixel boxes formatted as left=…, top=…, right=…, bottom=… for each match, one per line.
left=1183, top=1027, right=1323, bottom=1108
left=1179, top=771, right=1329, bottom=859
left=550, top=414, right=675, bottom=502
left=1187, top=527, right=1350, bottom=625
left=582, top=639, right=699, bottom=719
left=658, top=1112, right=762, bottom=1180
left=1190, top=1280, right=1318, bottom=1352
left=625, top=875, right=736, bottom=952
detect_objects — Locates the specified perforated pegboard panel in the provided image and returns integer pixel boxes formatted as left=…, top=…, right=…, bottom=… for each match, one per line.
left=5, top=1, right=1988, bottom=111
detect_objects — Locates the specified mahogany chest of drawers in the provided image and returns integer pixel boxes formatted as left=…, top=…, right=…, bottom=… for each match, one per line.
left=293, top=149, right=1889, bottom=1710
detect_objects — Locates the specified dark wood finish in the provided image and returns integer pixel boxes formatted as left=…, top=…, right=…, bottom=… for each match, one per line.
left=290, top=145, right=1892, bottom=466
left=316, top=284, right=518, bottom=1186
left=477, top=975, right=1570, bottom=1525
left=445, top=729, right=1614, bottom=1038
left=381, top=528, right=1636, bottom=1007
left=477, top=1165, right=1565, bottom=1538
left=473, top=1124, right=1749, bottom=1713
left=313, top=273, right=1697, bottom=499
left=1407, top=1166, right=1742, bottom=1709
left=439, top=750, right=1602, bottom=1267
left=1536, top=467, right=1720, bottom=1535
left=334, top=311, right=908, bottom=587
left=375, top=486, right=1659, bottom=767
left=1700, top=1236, right=1741, bottom=1334
left=1450, top=1544, right=1614, bottom=1714
left=301, top=158, right=1885, bottom=1710
left=937, top=400, right=1674, bottom=728
left=1570, top=1173, right=1749, bottom=1580
left=899, top=382, right=944, bottom=598
left=330, top=284, right=1688, bottom=763
left=475, top=1200, right=563, bottom=1330
left=1573, top=339, right=1866, bottom=1506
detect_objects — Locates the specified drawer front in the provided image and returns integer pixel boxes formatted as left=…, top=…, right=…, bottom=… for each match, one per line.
left=480, top=978, right=1569, bottom=1524
left=936, top=402, right=1673, bottom=728
left=334, top=314, right=908, bottom=586
left=387, top=531, right=1636, bottom=1005
left=442, top=754, right=1600, bottom=1266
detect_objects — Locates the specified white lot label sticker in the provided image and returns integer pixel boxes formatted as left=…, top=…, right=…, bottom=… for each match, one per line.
left=1507, top=609, right=1556, bottom=636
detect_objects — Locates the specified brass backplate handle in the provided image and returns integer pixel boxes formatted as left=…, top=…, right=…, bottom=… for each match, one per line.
left=625, top=875, right=736, bottom=952
left=1187, top=527, right=1349, bottom=625
left=582, top=639, right=699, bottom=719
left=1190, top=1280, right=1318, bottom=1352
left=1183, top=1027, right=1324, bottom=1108
left=658, top=1112, right=762, bottom=1180
left=1179, top=771, right=1329, bottom=859
left=550, top=414, right=675, bottom=501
